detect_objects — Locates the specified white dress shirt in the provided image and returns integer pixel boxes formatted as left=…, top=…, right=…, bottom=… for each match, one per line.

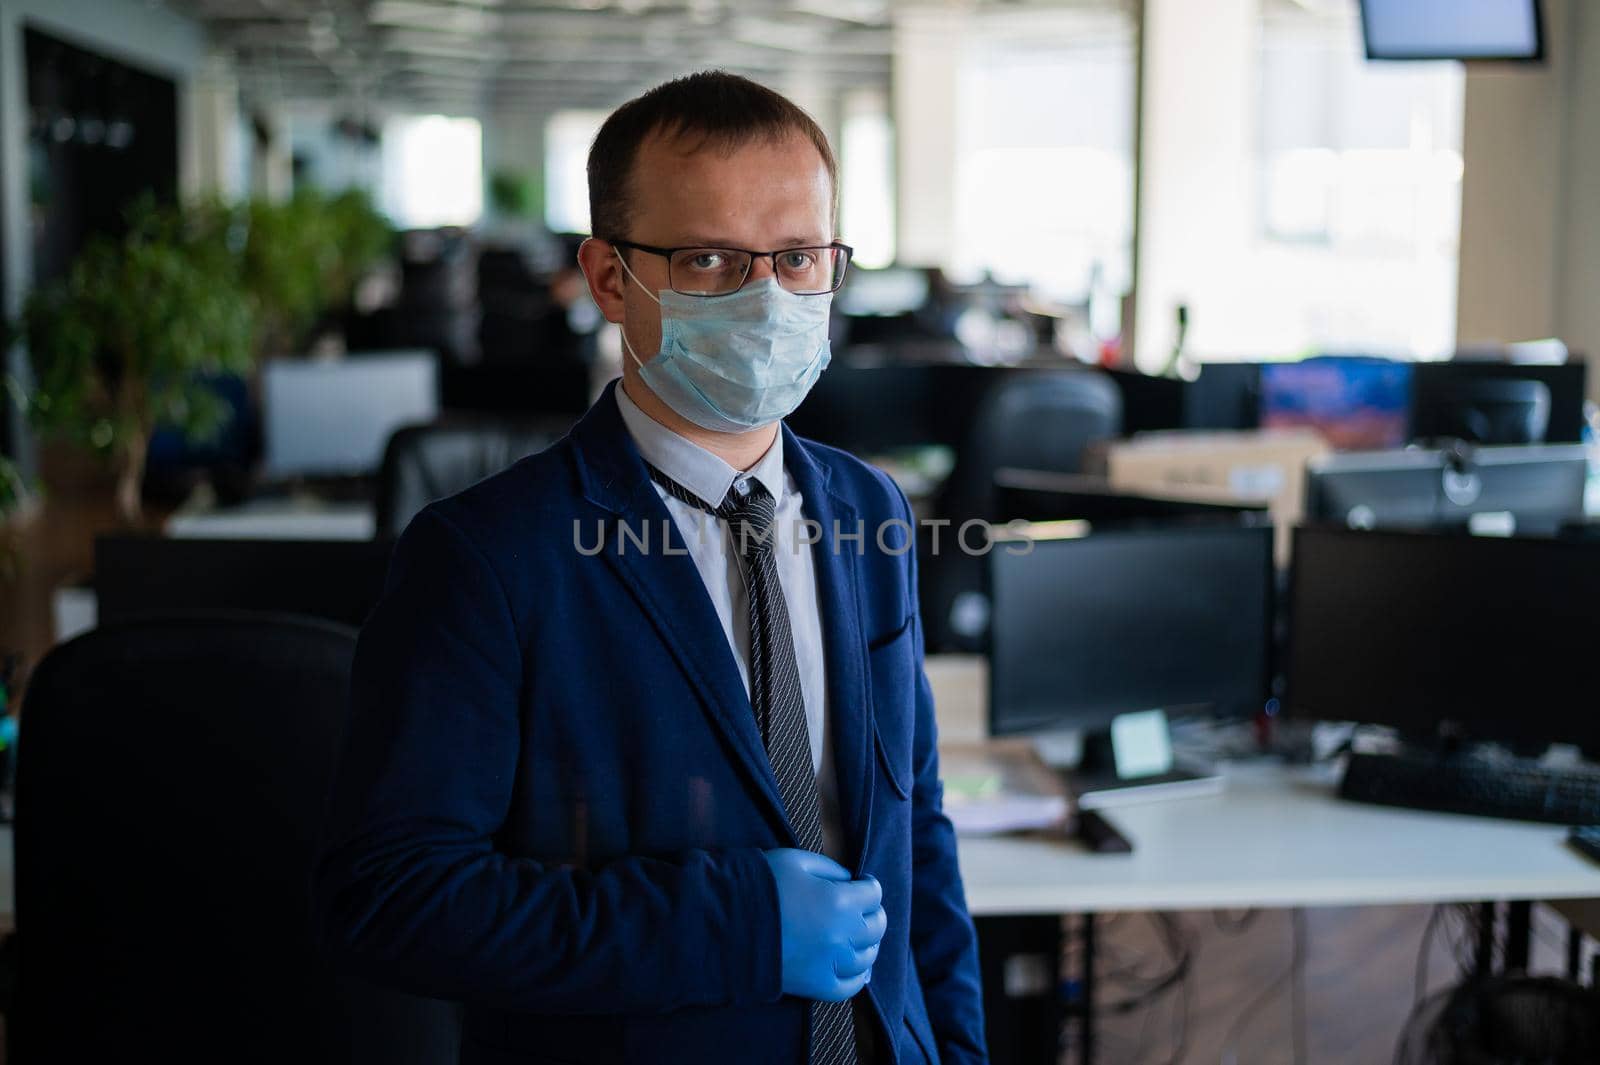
left=614, top=383, right=847, bottom=863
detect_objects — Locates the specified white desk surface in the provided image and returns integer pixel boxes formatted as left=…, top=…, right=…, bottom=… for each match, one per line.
left=165, top=498, right=375, bottom=541
left=956, top=762, right=1600, bottom=916
left=925, top=655, right=1600, bottom=917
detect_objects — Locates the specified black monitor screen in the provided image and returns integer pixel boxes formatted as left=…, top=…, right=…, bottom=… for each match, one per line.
left=1287, top=527, right=1600, bottom=751
left=1361, top=0, right=1542, bottom=61
left=988, top=525, right=1273, bottom=736
left=1411, top=361, right=1587, bottom=445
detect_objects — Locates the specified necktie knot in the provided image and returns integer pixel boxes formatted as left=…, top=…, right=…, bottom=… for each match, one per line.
left=644, top=461, right=778, bottom=558
left=719, top=481, right=776, bottom=558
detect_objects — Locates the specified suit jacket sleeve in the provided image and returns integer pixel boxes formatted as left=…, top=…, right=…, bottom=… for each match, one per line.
left=897, top=489, right=989, bottom=1063
left=312, top=506, right=783, bottom=1015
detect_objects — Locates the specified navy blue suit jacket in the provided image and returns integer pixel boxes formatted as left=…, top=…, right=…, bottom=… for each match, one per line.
left=314, top=382, right=987, bottom=1064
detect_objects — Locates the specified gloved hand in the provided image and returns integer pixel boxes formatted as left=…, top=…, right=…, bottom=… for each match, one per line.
left=762, top=849, right=887, bottom=1002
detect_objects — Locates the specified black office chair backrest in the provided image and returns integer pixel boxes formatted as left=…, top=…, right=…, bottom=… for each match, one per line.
left=939, top=369, right=1123, bottom=522
left=13, top=613, right=460, bottom=1064
left=375, top=414, right=573, bottom=537
left=920, top=370, right=1122, bottom=654
left=1413, top=378, right=1552, bottom=446
left=95, top=535, right=396, bottom=629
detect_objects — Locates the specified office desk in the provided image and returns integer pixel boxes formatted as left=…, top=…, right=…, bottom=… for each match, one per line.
left=958, top=761, right=1600, bottom=916
left=925, top=654, right=1600, bottom=1062
left=165, top=497, right=376, bottom=540
left=927, top=654, right=1600, bottom=914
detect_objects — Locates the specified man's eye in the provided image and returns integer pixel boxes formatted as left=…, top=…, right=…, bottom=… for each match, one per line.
left=686, top=252, right=728, bottom=271
left=779, top=251, right=818, bottom=272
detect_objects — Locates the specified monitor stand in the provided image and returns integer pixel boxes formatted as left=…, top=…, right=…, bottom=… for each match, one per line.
left=1048, top=709, right=1224, bottom=810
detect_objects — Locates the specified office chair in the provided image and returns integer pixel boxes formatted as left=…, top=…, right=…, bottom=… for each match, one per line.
left=937, top=369, right=1123, bottom=521
left=11, top=613, right=461, bottom=1064
left=375, top=413, right=574, bottom=537
left=1396, top=974, right=1600, bottom=1064
left=919, top=371, right=1122, bottom=653
left=1412, top=378, right=1552, bottom=446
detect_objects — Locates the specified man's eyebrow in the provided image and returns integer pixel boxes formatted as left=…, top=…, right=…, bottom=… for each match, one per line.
left=672, top=235, right=831, bottom=249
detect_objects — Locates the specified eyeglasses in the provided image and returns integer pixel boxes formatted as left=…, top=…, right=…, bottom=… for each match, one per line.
left=611, top=239, right=853, bottom=297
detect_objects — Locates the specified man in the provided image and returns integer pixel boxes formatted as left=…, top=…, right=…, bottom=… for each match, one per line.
left=314, top=71, right=986, bottom=1065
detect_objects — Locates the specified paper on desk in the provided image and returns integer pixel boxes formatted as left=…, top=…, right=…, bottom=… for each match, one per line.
left=939, top=740, right=1073, bottom=836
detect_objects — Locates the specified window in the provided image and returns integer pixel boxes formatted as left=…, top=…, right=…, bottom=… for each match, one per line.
left=380, top=115, right=483, bottom=228
left=950, top=11, right=1136, bottom=304
left=545, top=110, right=607, bottom=235
left=1136, top=0, right=1463, bottom=366
left=839, top=90, right=895, bottom=269
left=1254, top=2, right=1463, bottom=358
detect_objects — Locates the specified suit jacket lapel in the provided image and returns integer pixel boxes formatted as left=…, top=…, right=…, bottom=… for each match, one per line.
left=570, top=384, right=796, bottom=843
left=782, top=425, right=875, bottom=874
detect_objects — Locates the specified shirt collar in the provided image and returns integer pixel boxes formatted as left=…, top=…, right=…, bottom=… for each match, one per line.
left=615, top=380, right=786, bottom=509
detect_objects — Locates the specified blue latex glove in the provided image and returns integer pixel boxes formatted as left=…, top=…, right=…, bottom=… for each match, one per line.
left=762, top=849, right=887, bottom=1002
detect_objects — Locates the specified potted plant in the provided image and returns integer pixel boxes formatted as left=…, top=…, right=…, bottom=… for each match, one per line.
left=0, top=453, right=25, bottom=582
left=190, top=187, right=393, bottom=359
left=14, top=202, right=255, bottom=524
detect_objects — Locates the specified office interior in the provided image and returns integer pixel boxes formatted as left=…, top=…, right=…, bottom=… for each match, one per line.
left=2, top=0, right=1600, bottom=1061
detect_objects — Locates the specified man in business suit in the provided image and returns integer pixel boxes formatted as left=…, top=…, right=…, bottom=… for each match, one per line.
left=314, top=71, right=986, bottom=1065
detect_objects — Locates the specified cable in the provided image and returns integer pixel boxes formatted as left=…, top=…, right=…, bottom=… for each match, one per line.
left=1212, top=908, right=1262, bottom=936
left=1094, top=914, right=1196, bottom=1065
left=1103, top=915, right=1192, bottom=1012
left=1131, top=916, right=1195, bottom=1065
left=1414, top=904, right=1446, bottom=1006
left=1290, top=909, right=1308, bottom=1065
left=1220, top=910, right=1308, bottom=1065
left=1159, top=932, right=1193, bottom=1065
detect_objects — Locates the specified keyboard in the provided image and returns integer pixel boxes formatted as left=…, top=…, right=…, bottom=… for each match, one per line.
left=1340, top=750, right=1600, bottom=825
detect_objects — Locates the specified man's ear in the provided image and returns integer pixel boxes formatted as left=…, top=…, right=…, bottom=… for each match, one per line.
left=577, top=237, right=627, bottom=325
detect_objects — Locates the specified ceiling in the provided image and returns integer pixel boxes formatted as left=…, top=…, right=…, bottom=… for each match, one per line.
left=158, top=0, right=907, bottom=116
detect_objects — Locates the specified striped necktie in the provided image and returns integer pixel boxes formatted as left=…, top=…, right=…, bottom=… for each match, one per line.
left=646, top=462, right=861, bottom=1065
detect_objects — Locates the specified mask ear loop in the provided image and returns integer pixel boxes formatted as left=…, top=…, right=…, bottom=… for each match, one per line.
left=607, top=243, right=664, bottom=373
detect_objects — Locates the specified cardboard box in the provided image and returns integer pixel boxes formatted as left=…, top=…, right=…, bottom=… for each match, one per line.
left=1099, top=429, right=1331, bottom=563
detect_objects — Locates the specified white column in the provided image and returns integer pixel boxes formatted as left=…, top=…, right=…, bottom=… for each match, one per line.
left=188, top=51, right=246, bottom=202
left=1555, top=0, right=1600, bottom=400
left=251, top=108, right=294, bottom=202
left=893, top=7, right=968, bottom=268
left=1455, top=0, right=1570, bottom=351
left=1133, top=0, right=1258, bottom=372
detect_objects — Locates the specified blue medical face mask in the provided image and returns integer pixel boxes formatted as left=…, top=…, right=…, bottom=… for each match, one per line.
left=616, top=251, right=832, bottom=434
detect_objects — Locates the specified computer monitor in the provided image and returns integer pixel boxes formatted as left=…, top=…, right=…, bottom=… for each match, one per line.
left=1183, top=362, right=1261, bottom=431
left=1258, top=358, right=1413, bottom=451
left=440, top=361, right=592, bottom=418
left=96, top=536, right=396, bottom=629
left=1304, top=443, right=1589, bottom=536
left=262, top=351, right=439, bottom=479
left=1411, top=361, right=1587, bottom=445
left=988, top=524, right=1274, bottom=739
left=1286, top=526, right=1599, bottom=753
left=835, top=266, right=930, bottom=318
left=1360, top=0, right=1543, bottom=62
left=1104, top=368, right=1186, bottom=437
left=992, top=468, right=1271, bottom=528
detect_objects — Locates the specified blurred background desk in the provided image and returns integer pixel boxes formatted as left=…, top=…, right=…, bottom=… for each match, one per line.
left=165, top=498, right=376, bottom=541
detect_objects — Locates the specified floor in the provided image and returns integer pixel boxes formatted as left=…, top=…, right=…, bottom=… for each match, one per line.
left=1078, top=902, right=1585, bottom=1065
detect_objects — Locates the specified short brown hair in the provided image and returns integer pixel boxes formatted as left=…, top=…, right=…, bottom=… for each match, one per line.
left=586, top=70, right=838, bottom=242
